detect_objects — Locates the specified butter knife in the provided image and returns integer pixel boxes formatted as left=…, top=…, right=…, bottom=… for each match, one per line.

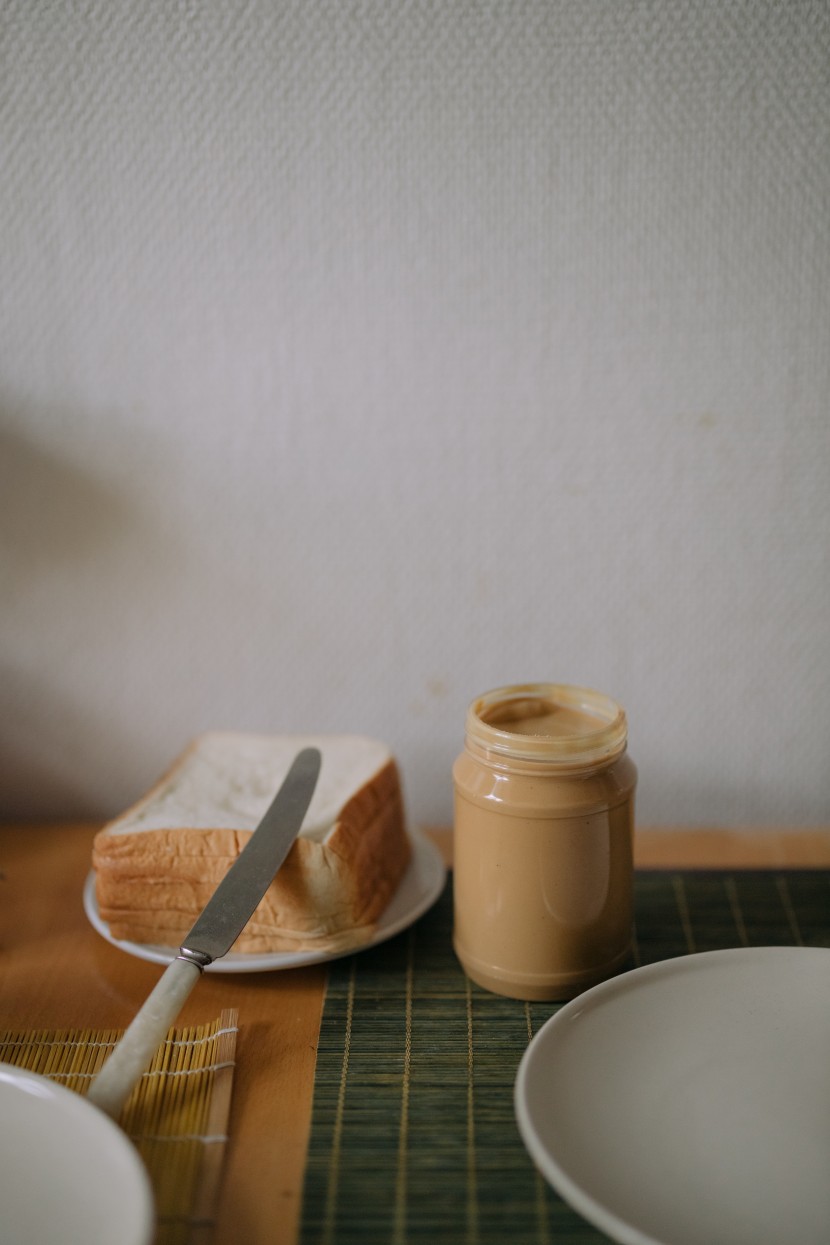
left=87, top=745, right=322, bottom=1120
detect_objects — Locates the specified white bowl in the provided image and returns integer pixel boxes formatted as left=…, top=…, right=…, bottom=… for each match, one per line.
left=0, top=1062, right=154, bottom=1245
left=515, top=946, right=830, bottom=1245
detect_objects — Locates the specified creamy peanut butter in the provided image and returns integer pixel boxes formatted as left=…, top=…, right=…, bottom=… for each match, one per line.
left=481, top=698, right=603, bottom=738
left=453, top=683, right=637, bottom=1002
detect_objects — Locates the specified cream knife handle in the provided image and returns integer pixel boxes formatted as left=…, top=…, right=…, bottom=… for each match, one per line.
left=87, top=957, right=202, bottom=1120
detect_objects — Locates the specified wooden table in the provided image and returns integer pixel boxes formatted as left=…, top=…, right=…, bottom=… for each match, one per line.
left=2, top=822, right=829, bottom=1245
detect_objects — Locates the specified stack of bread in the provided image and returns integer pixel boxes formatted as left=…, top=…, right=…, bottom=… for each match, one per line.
left=92, top=732, right=411, bottom=955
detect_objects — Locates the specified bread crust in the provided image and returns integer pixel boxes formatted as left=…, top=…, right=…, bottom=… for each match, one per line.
left=92, top=738, right=411, bottom=954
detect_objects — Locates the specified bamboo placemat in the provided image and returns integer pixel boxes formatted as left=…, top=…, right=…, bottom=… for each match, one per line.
left=0, top=1008, right=238, bottom=1245
left=300, top=870, right=830, bottom=1245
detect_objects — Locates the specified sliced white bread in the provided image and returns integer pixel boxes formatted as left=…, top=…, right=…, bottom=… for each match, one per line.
left=92, top=732, right=411, bottom=954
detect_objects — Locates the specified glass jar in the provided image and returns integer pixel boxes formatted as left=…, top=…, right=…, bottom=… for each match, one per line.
left=452, top=683, right=637, bottom=1001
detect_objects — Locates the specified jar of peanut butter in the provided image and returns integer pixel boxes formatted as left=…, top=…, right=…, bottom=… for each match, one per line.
left=452, top=683, right=637, bottom=1001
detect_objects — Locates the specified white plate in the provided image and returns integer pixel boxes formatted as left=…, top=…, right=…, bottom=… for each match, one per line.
left=515, top=946, right=830, bottom=1245
left=0, top=1062, right=154, bottom=1245
left=84, top=830, right=446, bottom=972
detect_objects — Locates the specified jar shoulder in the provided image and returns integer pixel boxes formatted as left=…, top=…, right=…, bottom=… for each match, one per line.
left=453, top=750, right=637, bottom=816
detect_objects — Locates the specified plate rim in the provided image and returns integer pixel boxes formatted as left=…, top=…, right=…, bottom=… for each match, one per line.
left=84, top=829, right=446, bottom=972
left=514, top=944, right=830, bottom=1245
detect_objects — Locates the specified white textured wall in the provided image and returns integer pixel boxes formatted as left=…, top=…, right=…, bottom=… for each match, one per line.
left=1, top=1, right=828, bottom=828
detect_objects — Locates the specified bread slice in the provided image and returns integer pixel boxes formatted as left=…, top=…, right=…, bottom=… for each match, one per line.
left=92, top=732, right=411, bottom=955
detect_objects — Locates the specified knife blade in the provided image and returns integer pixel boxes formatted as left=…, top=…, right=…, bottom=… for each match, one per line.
left=87, top=745, right=322, bottom=1120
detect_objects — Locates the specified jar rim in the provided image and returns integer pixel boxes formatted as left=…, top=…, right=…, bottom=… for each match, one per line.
left=465, top=683, right=628, bottom=769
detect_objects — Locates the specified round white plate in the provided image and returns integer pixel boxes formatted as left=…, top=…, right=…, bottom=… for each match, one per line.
left=515, top=946, right=830, bottom=1245
left=84, top=830, right=446, bottom=972
left=0, top=1062, right=154, bottom=1245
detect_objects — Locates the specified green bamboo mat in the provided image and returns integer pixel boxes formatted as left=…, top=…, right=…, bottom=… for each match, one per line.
left=299, top=870, right=830, bottom=1245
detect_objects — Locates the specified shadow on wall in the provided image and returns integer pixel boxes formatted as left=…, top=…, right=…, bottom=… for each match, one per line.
left=0, top=409, right=160, bottom=819
left=0, top=416, right=132, bottom=575
left=0, top=660, right=114, bottom=820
